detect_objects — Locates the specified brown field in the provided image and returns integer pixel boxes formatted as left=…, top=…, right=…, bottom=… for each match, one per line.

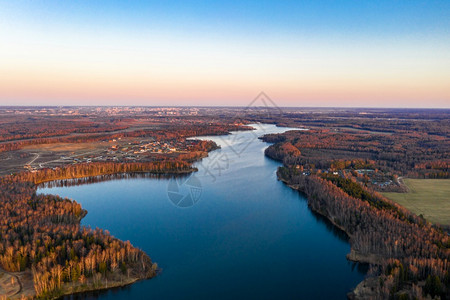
left=0, top=141, right=108, bottom=176
left=0, top=136, right=164, bottom=176
left=23, top=142, right=100, bottom=152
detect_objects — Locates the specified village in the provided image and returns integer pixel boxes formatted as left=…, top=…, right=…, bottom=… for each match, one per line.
left=22, top=137, right=202, bottom=173
left=293, top=164, right=397, bottom=192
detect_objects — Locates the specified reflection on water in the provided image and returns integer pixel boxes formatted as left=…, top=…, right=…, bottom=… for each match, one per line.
left=38, top=173, right=176, bottom=188
left=39, top=124, right=367, bottom=300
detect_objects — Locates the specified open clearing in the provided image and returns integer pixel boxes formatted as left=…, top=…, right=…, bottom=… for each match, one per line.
left=0, top=270, right=20, bottom=299
left=383, top=179, right=450, bottom=226
left=23, top=141, right=101, bottom=152
left=0, top=142, right=109, bottom=176
left=0, top=268, right=35, bottom=299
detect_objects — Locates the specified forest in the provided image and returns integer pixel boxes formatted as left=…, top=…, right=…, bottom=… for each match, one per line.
left=263, top=128, right=449, bottom=183
left=263, top=126, right=450, bottom=299
left=276, top=167, right=449, bottom=298
left=0, top=156, right=201, bottom=298
left=259, top=108, right=450, bottom=138
left=20, top=161, right=195, bottom=184
left=0, top=122, right=247, bottom=154
left=0, top=109, right=233, bottom=298
left=1, top=107, right=449, bottom=299
left=0, top=172, right=158, bottom=299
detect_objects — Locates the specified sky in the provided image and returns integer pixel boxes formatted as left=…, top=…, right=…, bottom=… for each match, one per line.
left=0, top=1, right=449, bottom=108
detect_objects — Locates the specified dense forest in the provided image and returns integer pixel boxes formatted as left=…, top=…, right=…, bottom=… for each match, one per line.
left=0, top=115, right=128, bottom=143
left=0, top=158, right=199, bottom=298
left=0, top=111, right=231, bottom=298
left=1, top=107, right=448, bottom=298
left=0, top=173, right=157, bottom=299
left=257, top=109, right=450, bottom=138
left=277, top=168, right=449, bottom=298
left=264, top=128, right=450, bottom=299
left=263, top=129, right=449, bottom=181
left=19, top=161, right=195, bottom=184
left=39, top=173, right=174, bottom=189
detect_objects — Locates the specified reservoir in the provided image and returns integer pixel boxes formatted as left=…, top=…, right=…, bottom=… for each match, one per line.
left=38, top=124, right=366, bottom=300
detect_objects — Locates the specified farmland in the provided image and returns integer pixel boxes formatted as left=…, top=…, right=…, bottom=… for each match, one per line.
left=382, top=179, right=450, bottom=226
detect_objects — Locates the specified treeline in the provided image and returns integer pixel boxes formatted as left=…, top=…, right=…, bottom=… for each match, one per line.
left=277, top=167, right=449, bottom=298
left=0, top=176, right=156, bottom=298
left=0, top=115, right=128, bottom=143
left=17, top=161, right=195, bottom=184
left=170, top=140, right=220, bottom=163
left=39, top=173, right=173, bottom=189
left=0, top=156, right=202, bottom=297
left=264, top=142, right=300, bottom=161
left=188, top=140, right=220, bottom=152
left=262, top=109, right=450, bottom=137
left=262, top=129, right=449, bottom=179
left=320, top=174, right=398, bottom=212
left=0, top=122, right=244, bottom=154
left=264, top=126, right=450, bottom=298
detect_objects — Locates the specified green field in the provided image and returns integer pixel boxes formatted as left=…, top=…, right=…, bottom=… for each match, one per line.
left=382, top=179, right=450, bottom=226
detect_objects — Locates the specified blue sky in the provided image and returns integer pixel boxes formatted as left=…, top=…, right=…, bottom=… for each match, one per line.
left=6, top=1, right=449, bottom=40
left=0, top=1, right=449, bottom=107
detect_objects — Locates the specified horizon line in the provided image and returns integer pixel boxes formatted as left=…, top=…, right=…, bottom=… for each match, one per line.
left=1, top=105, right=449, bottom=110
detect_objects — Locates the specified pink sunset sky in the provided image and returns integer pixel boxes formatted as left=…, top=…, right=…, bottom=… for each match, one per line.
left=0, top=1, right=449, bottom=108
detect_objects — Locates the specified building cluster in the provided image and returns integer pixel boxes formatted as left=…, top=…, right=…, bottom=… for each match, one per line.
left=23, top=138, right=197, bottom=172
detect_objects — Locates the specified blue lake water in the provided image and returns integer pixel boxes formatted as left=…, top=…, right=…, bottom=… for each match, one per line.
left=38, top=124, right=366, bottom=300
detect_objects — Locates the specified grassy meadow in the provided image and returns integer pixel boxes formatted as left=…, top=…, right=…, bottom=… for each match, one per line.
left=383, top=179, right=450, bottom=226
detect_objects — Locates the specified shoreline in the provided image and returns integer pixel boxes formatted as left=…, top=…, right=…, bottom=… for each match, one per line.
left=22, top=141, right=221, bottom=299
left=26, top=124, right=288, bottom=299
left=40, top=126, right=371, bottom=300
left=2, top=124, right=377, bottom=299
left=1, top=166, right=186, bottom=299
left=2, top=152, right=214, bottom=299
left=278, top=175, right=378, bottom=299
left=33, top=167, right=197, bottom=185
left=280, top=178, right=379, bottom=265
left=53, top=273, right=152, bottom=300
left=1, top=265, right=156, bottom=300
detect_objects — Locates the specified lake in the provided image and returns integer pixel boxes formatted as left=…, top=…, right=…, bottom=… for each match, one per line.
left=38, top=124, right=366, bottom=300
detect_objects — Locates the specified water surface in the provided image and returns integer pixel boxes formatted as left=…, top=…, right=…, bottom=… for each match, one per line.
left=39, top=124, right=366, bottom=300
